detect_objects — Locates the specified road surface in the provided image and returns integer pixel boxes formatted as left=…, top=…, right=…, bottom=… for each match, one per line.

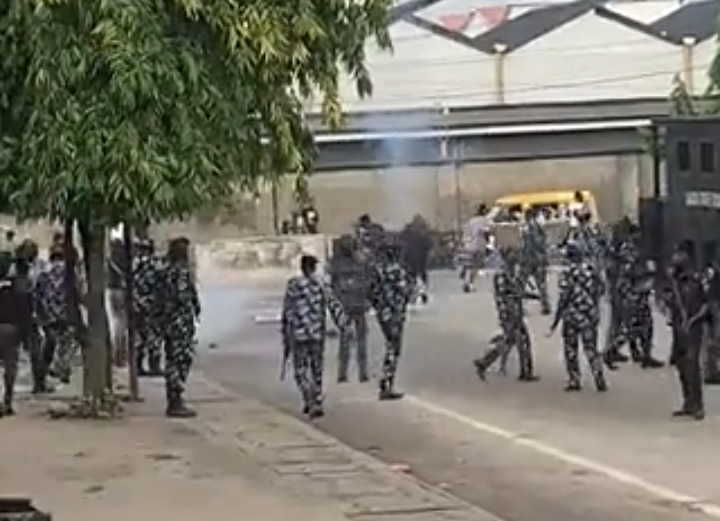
left=197, top=271, right=720, bottom=521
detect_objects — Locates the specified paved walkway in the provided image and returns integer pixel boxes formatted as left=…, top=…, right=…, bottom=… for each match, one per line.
left=0, top=372, right=494, bottom=521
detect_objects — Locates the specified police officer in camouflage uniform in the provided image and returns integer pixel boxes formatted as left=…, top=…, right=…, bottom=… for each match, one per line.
left=161, top=237, right=201, bottom=418
left=550, top=243, right=607, bottom=392
left=474, top=247, right=539, bottom=382
left=370, top=234, right=412, bottom=401
left=520, top=209, right=551, bottom=315
left=328, top=235, right=370, bottom=383
left=282, top=255, right=348, bottom=418
left=132, top=238, right=164, bottom=377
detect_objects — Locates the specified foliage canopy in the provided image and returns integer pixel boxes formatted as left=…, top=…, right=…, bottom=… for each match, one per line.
left=0, top=0, right=392, bottom=225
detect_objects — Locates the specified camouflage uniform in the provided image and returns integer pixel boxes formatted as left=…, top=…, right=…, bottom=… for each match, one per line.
left=555, top=248, right=607, bottom=392
left=160, top=248, right=201, bottom=417
left=369, top=238, right=411, bottom=400
left=604, top=239, right=643, bottom=365
left=34, top=260, right=75, bottom=383
left=474, top=249, right=538, bottom=381
left=132, top=240, right=164, bottom=376
left=520, top=217, right=550, bottom=314
left=282, top=272, right=348, bottom=417
left=328, top=236, right=371, bottom=383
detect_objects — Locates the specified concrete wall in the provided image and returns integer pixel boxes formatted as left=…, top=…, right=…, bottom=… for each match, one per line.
left=258, top=154, right=650, bottom=234
left=2, top=154, right=651, bottom=246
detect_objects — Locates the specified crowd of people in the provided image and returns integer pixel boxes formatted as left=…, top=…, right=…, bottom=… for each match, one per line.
left=472, top=204, right=714, bottom=421
left=280, top=201, right=718, bottom=423
left=280, top=214, right=431, bottom=418
left=0, top=230, right=201, bottom=419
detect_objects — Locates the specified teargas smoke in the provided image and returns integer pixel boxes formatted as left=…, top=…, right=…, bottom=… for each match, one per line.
left=359, top=111, right=437, bottom=229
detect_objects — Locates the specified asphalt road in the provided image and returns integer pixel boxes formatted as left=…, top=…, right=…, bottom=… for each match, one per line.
left=197, top=271, right=720, bottom=521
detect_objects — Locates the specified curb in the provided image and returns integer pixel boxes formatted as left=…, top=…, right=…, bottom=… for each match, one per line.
left=185, top=371, right=504, bottom=521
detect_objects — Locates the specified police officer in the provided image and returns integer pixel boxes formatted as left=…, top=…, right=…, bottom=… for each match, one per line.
left=161, top=237, right=201, bottom=418
left=520, top=208, right=551, bottom=315
left=132, top=238, right=164, bottom=377
left=550, top=243, right=607, bottom=392
left=328, top=235, right=370, bottom=383
left=370, top=234, right=412, bottom=401
left=474, top=247, right=539, bottom=382
left=282, top=255, right=348, bottom=418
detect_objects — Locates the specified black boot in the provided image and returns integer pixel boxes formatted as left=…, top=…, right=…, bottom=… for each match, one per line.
left=2, top=396, right=14, bottom=416
left=378, top=380, right=404, bottom=401
left=165, top=392, right=197, bottom=418
left=603, top=351, right=619, bottom=371
left=641, top=356, right=664, bottom=369
left=473, top=358, right=488, bottom=380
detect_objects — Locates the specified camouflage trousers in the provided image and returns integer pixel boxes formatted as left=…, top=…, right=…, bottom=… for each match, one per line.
left=46, top=322, right=77, bottom=383
left=479, top=319, right=534, bottom=378
left=164, top=319, right=196, bottom=399
left=292, top=340, right=325, bottom=409
left=520, top=261, right=550, bottom=313
left=133, top=313, right=163, bottom=372
left=378, top=319, right=405, bottom=392
left=562, top=320, right=606, bottom=389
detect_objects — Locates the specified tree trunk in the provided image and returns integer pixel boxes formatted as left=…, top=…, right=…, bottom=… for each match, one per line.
left=78, top=218, right=112, bottom=411
left=63, top=219, right=90, bottom=389
left=122, top=223, right=139, bottom=401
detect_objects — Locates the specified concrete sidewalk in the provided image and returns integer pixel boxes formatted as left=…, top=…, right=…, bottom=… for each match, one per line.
left=0, top=373, right=494, bottom=521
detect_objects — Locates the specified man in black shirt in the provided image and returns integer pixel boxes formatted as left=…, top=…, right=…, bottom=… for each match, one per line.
left=0, top=257, right=22, bottom=416
left=663, top=241, right=707, bottom=420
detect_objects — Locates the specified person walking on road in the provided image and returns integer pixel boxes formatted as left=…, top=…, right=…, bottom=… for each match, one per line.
left=662, top=241, right=707, bottom=420
left=550, top=243, right=607, bottom=392
left=519, top=208, right=551, bottom=315
left=460, top=204, right=495, bottom=293
left=474, top=247, right=539, bottom=382
left=282, top=255, right=348, bottom=419
left=370, top=234, right=412, bottom=401
left=400, top=215, right=433, bottom=305
left=161, top=237, right=201, bottom=418
left=328, top=235, right=371, bottom=383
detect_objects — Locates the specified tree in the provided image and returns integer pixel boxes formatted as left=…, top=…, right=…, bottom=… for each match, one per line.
left=0, top=0, right=391, bottom=416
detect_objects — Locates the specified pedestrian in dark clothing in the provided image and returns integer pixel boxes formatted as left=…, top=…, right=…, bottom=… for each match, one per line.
left=662, top=241, right=707, bottom=420
left=474, top=247, right=539, bottom=382
left=0, top=256, right=24, bottom=416
left=161, top=237, right=201, bottom=418
left=400, top=215, right=433, bottom=305
left=11, top=248, right=48, bottom=394
left=370, top=234, right=412, bottom=401
left=550, top=243, right=607, bottom=392
left=328, top=235, right=371, bottom=383
left=355, top=214, right=384, bottom=263
left=282, top=255, right=348, bottom=418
